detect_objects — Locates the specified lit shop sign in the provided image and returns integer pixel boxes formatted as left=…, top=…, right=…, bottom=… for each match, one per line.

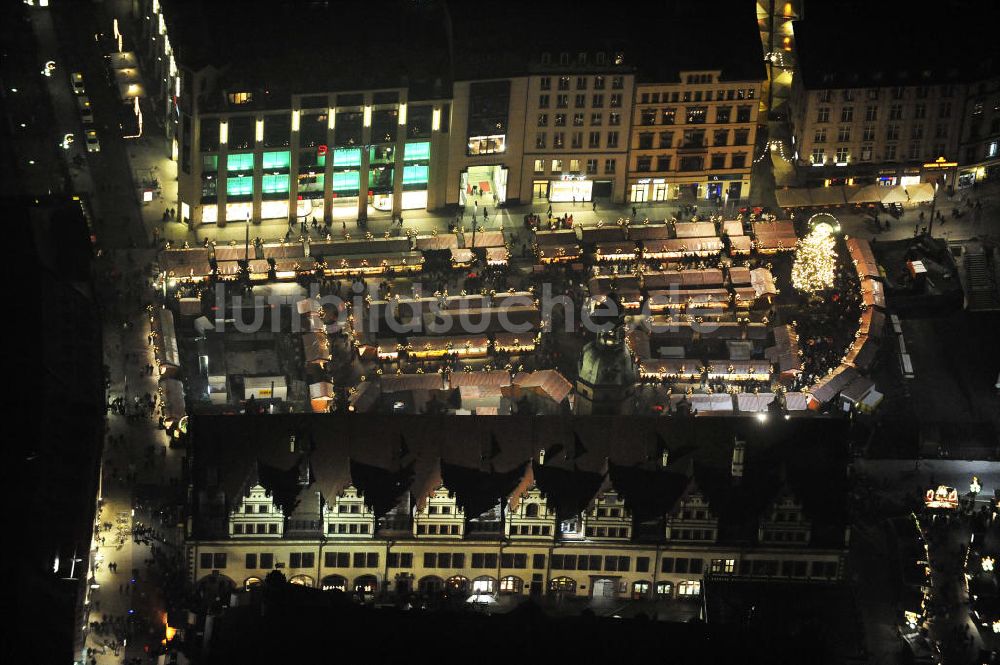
left=924, top=485, right=958, bottom=509
left=560, top=175, right=587, bottom=181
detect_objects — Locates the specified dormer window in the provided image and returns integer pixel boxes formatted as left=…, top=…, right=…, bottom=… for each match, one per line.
left=229, top=483, right=284, bottom=538
left=323, top=485, right=375, bottom=539
left=413, top=485, right=464, bottom=539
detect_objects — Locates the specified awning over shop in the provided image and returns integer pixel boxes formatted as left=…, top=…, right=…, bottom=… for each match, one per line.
left=448, top=370, right=511, bottom=389
left=861, top=278, right=886, bottom=309
left=846, top=184, right=883, bottom=203
left=705, top=360, right=771, bottom=379
left=846, top=237, right=880, bottom=278
left=809, top=186, right=846, bottom=207
left=775, top=188, right=811, bottom=208
left=468, top=231, right=506, bottom=248
left=642, top=237, right=723, bottom=257
left=728, top=266, right=751, bottom=285
left=905, top=182, right=935, bottom=202
left=880, top=185, right=909, bottom=204
left=637, top=359, right=702, bottom=380
left=685, top=393, right=734, bottom=413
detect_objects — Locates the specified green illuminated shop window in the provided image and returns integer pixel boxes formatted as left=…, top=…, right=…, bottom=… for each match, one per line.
left=402, top=164, right=428, bottom=185
left=262, top=151, right=290, bottom=169
left=332, top=170, right=360, bottom=191
left=404, top=141, right=430, bottom=162
left=226, top=176, right=253, bottom=196
left=227, top=152, right=254, bottom=171
left=317, top=153, right=326, bottom=167
left=202, top=155, right=219, bottom=172
left=333, top=148, right=361, bottom=167
left=298, top=173, right=324, bottom=193
left=262, top=174, right=289, bottom=194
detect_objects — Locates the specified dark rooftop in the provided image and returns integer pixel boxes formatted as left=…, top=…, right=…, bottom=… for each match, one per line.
left=794, top=0, right=997, bottom=90
left=189, top=414, right=850, bottom=545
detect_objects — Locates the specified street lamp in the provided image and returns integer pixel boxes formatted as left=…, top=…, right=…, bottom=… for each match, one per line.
left=922, top=156, right=957, bottom=237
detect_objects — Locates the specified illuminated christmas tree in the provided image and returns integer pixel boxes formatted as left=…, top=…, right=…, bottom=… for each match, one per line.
left=791, top=227, right=837, bottom=293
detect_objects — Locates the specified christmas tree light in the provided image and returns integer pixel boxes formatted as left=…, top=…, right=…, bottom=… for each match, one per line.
left=792, top=227, right=837, bottom=293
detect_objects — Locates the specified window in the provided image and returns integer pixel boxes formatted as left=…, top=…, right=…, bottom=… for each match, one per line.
left=886, top=124, right=900, bottom=140
left=862, top=125, right=875, bottom=141
left=554, top=113, right=566, bottom=127
left=211, top=553, right=226, bottom=568
left=636, top=156, right=652, bottom=172
left=262, top=174, right=289, bottom=194
left=202, top=155, right=219, bottom=172
left=610, top=94, right=622, bottom=108
left=636, top=557, right=650, bottom=573
left=609, top=112, right=621, bottom=126
left=423, top=553, right=436, bottom=568
left=814, top=128, right=827, bottom=143
left=533, top=554, right=546, bottom=569
left=733, top=129, right=749, bottom=146
left=710, top=154, right=726, bottom=170
left=551, top=159, right=563, bottom=172
left=226, top=176, right=253, bottom=197
left=539, top=95, right=550, bottom=109
left=227, top=153, right=254, bottom=172
left=594, top=75, right=605, bottom=90
left=678, top=581, right=701, bottom=596
left=656, top=155, right=671, bottom=171
left=914, top=103, right=927, bottom=120
left=686, top=107, right=707, bottom=124
left=911, top=124, right=924, bottom=140
left=889, top=104, right=903, bottom=120
left=641, top=109, right=657, bottom=126
left=573, top=113, right=584, bottom=126
left=588, top=131, right=600, bottom=148
left=612, top=75, right=624, bottom=89
left=533, top=159, right=544, bottom=174
left=604, top=159, right=616, bottom=174
left=557, top=94, right=568, bottom=108
left=638, top=133, right=653, bottom=149
left=866, top=88, right=879, bottom=100
left=860, top=145, right=873, bottom=161
left=576, top=76, right=587, bottom=90
left=736, top=106, right=751, bottom=123
left=816, top=107, right=830, bottom=123
left=840, top=107, right=854, bottom=122
left=537, top=114, right=548, bottom=127
left=262, top=151, right=290, bottom=170
left=592, top=94, right=604, bottom=108
left=569, top=158, right=580, bottom=171
left=590, top=112, right=602, bottom=126
left=715, top=106, right=731, bottom=124
left=200, top=553, right=213, bottom=569
left=661, top=108, right=676, bottom=125
left=661, top=557, right=674, bottom=573
left=885, top=144, right=897, bottom=160
left=607, top=131, right=619, bottom=148
left=837, top=126, right=851, bottom=142
left=558, top=76, right=570, bottom=91
left=539, top=77, right=551, bottom=91
left=553, top=132, right=565, bottom=149
left=817, top=90, right=832, bottom=103
left=575, top=94, right=586, bottom=109
left=810, top=148, right=825, bottom=164
left=661, top=131, right=675, bottom=148
left=535, top=133, right=546, bottom=149
left=835, top=147, right=849, bottom=163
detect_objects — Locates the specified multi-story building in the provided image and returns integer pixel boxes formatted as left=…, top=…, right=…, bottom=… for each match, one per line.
left=186, top=415, right=849, bottom=602
left=130, top=1, right=767, bottom=228
left=789, top=1, right=997, bottom=189
left=624, top=5, right=766, bottom=207
left=521, top=60, right=634, bottom=205
left=956, top=76, right=1000, bottom=187
left=628, top=74, right=762, bottom=206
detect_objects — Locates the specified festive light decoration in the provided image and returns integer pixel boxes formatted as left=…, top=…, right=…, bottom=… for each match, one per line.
left=791, top=227, right=837, bottom=293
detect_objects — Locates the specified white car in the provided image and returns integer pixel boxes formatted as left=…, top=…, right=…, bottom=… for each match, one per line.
left=77, top=96, right=94, bottom=125
left=71, top=71, right=85, bottom=95
left=85, top=130, right=100, bottom=153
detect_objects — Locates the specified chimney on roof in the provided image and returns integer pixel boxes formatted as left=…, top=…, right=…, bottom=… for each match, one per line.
left=731, top=437, right=746, bottom=481
left=538, top=448, right=546, bottom=466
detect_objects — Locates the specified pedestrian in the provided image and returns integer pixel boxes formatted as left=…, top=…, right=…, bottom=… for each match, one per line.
left=592, top=201, right=597, bottom=212
left=632, top=205, right=637, bottom=218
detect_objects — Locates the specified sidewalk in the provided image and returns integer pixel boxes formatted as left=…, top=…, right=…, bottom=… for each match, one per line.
left=82, top=248, right=186, bottom=665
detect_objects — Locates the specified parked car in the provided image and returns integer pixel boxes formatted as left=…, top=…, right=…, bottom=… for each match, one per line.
left=77, top=96, right=94, bottom=125
left=85, top=130, right=100, bottom=153
left=71, top=71, right=85, bottom=95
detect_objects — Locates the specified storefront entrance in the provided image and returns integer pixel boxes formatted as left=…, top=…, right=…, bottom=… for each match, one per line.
left=548, top=178, right=592, bottom=202
left=461, top=165, right=508, bottom=206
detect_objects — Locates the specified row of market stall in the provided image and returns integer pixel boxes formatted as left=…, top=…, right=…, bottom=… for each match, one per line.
left=587, top=265, right=778, bottom=316
left=804, top=237, right=887, bottom=411
left=157, top=232, right=511, bottom=286
left=776, top=183, right=935, bottom=209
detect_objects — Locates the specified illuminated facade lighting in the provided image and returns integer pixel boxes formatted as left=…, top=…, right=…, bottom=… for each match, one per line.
left=292, top=110, right=300, bottom=132
left=363, top=105, right=372, bottom=127
left=398, top=103, right=407, bottom=125
left=328, top=108, right=336, bottom=130
left=256, top=118, right=264, bottom=142
left=219, top=120, right=228, bottom=145
left=432, top=108, right=441, bottom=131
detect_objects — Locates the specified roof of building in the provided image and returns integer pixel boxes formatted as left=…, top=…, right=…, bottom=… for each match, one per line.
left=794, top=0, right=997, bottom=90
left=189, top=414, right=850, bottom=544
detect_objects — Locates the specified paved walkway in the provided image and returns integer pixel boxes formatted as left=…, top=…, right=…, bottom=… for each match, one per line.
left=81, top=248, right=185, bottom=665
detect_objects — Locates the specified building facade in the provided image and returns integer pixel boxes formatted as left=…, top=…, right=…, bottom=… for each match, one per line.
left=627, top=72, right=762, bottom=206
left=955, top=77, right=1000, bottom=187
left=186, top=416, right=849, bottom=603
left=789, top=78, right=966, bottom=188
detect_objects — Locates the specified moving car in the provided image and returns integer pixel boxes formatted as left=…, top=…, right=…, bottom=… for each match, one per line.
left=77, top=96, right=94, bottom=125
left=85, top=130, right=100, bottom=153
left=71, top=71, right=85, bottom=95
